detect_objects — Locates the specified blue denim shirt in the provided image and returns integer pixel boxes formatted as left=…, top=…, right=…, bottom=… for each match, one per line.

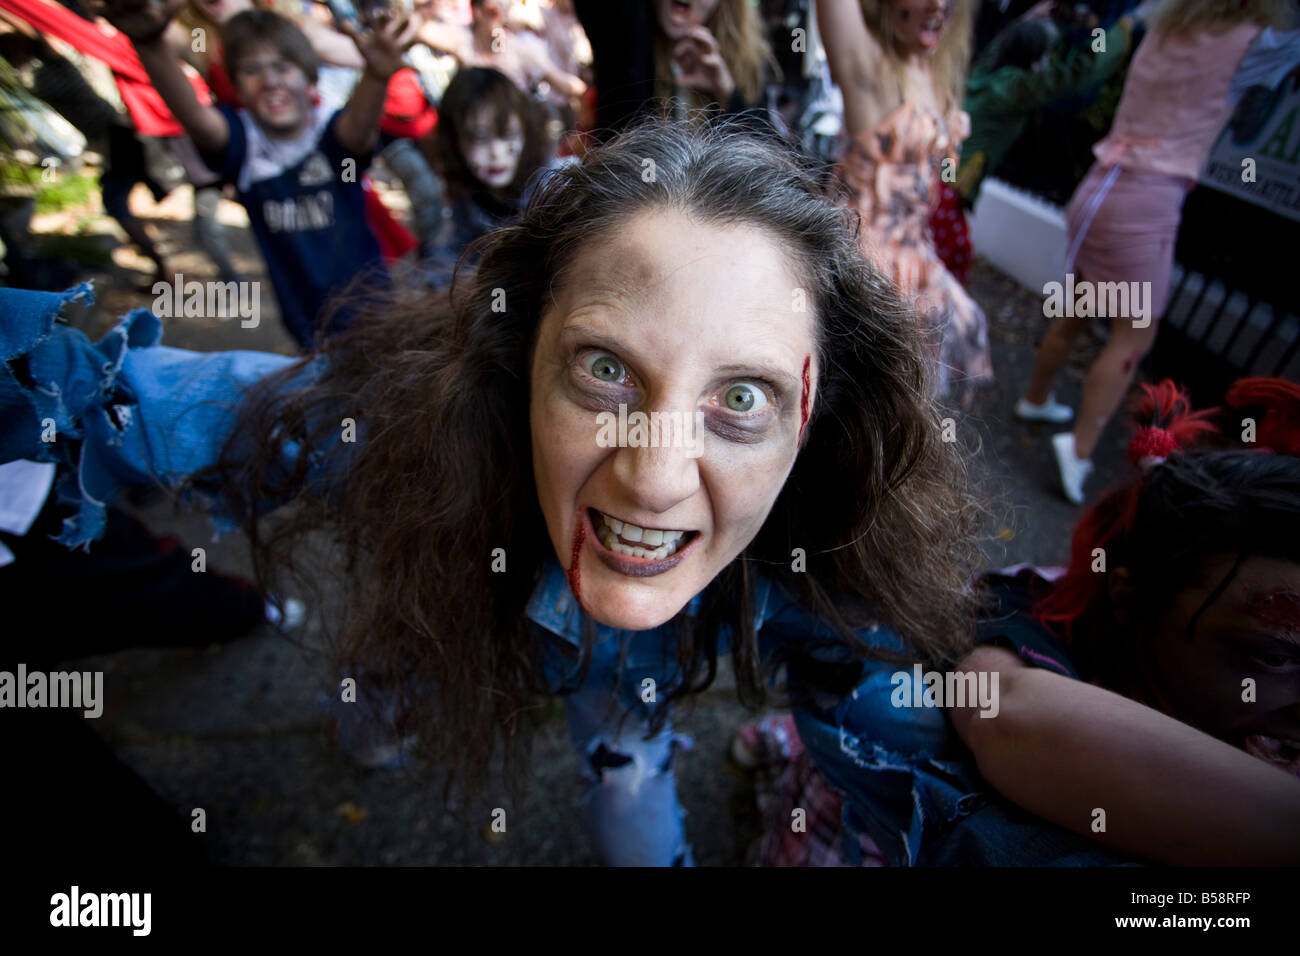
left=2, top=284, right=1129, bottom=865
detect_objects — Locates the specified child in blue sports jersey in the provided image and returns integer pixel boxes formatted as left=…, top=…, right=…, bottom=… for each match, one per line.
left=102, top=0, right=420, bottom=350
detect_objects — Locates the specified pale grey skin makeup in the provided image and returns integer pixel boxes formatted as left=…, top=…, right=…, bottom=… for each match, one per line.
left=463, top=107, right=525, bottom=190
left=234, top=41, right=318, bottom=139
left=529, top=207, right=817, bottom=632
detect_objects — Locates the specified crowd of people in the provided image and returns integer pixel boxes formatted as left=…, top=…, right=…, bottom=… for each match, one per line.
left=2, top=0, right=1298, bottom=867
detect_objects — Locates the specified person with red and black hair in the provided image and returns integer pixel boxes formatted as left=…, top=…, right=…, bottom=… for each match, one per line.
left=737, top=377, right=1300, bottom=864
left=952, top=377, right=1300, bottom=863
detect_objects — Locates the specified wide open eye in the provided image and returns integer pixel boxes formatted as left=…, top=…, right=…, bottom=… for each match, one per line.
left=585, top=353, right=626, bottom=383
left=722, top=382, right=769, bottom=412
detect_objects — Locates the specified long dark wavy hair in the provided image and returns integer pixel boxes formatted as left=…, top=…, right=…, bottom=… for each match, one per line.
left=188, top=117, right=986, bottom=794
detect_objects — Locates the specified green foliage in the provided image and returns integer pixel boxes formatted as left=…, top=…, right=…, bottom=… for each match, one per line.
left=0, top=160, right=97, bottom=212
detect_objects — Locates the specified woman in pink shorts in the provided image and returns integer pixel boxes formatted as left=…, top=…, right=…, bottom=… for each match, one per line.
left=1014, top=0, right=1296, bottom=504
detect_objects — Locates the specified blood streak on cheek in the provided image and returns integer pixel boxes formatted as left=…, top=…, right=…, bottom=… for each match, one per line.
left=567, top=520, right=586, bottom=604
left=799, top=354, right=811, bottom=438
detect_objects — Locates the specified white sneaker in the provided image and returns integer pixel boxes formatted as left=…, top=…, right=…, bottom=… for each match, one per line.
left=1015, top=393, right=1074, bottom=424
left=1052, top=432, right=1093, bottom=505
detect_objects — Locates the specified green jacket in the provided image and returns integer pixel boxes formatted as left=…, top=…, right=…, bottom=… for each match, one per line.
left=957, top=17, right=1134, bottom=205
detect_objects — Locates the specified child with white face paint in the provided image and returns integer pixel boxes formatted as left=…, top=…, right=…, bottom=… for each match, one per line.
left=421, top=66, right=555, bottom=287
left=462, top=106, right=526, bottom=188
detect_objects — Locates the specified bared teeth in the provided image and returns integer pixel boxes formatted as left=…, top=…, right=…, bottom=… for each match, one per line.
left=593, top=510, right=691, bottom=560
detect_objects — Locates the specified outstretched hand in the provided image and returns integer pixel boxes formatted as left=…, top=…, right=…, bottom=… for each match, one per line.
left=92, top=0, right=188, bottom=44
left=339, top=6, right=422, bottom=81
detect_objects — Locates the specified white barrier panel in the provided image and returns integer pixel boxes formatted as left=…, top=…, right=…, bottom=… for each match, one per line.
left=968, top=177, right=1067, bottom=293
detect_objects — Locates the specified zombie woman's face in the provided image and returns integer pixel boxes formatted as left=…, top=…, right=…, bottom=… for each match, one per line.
left=1141, top=554, right=1300, bottom=774
left=462, top=107, right=524, bottom=190
left=529, top=208, right=817, bottom=632
left=886, top=0, right=952, bottom=56
left=653, top=0, right=721, bottom=40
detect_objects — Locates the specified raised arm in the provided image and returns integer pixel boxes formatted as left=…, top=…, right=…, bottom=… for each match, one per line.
left=334, top=8, right=421, bottom=156
left=300, top=16, right=366, bottom=69
left=815, top=0, right=887, bottom=132
left=100, top=0, right=229, bottom=151
left=949, top=645, right=1300, bottom=864
left=517, top=35, right=587, bottom=100
left=416, top=17, right=469, bottom=58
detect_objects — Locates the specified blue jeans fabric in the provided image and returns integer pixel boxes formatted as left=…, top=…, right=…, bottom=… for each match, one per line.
left=528, top=557, right=1130, bottom=866
left=0, top=284, right=323, bottom=547
left=2, top=285, right=1130, bottom=866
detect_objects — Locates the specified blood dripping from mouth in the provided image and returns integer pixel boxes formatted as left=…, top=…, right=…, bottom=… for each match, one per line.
left=567, top=520, right=586, bottom=604
left=799, top=354, right=812, bottom=438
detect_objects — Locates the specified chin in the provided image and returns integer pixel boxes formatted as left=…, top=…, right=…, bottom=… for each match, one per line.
left=259, top=114, right=303, bottom=134
left=580, top=581, right=690, bottom=631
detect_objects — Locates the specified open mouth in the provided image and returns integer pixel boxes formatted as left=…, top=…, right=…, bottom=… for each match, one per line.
left=668, top=0, right=693, bottom=26
left=262, top=92, right=292, bottom=114
left=1244, top=733, right=1300, bottom=773
left=589, top=508, right=697, bottom=562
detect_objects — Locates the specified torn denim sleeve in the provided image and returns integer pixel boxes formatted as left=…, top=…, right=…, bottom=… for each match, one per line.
left=761, top=586, right=1132, bottom=865
left=1, top=283, right=312, bottom=548
left=792, top=656, right=1137, bottom=866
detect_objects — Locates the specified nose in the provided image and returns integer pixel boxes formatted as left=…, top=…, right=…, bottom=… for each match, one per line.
left=610, top=419, right=702, bottom=516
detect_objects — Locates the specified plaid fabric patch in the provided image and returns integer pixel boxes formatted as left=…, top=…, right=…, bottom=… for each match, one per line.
left=743, top=714, right=889, bottom=867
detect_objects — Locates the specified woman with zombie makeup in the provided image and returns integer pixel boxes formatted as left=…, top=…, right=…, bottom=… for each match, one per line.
left=419, top=66, right=553, bottom=288
left=815, top=0, right=993, bottom=404
left=737, top=378, right=1300, bottom=865
left=1016, top=0, right=1298, bottom=505
left=1, top=119, right=1002, bottom=866
left=574, top=0, right=774, bottom=136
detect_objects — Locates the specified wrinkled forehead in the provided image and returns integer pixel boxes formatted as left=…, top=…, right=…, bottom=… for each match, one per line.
left=545, top=209, right=815, bottom=366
